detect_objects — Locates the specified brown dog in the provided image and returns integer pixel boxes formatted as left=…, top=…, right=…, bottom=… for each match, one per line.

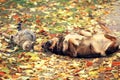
left=42, top=30, right=119, bottom=58
left=65, top=33, right=119, bottom=57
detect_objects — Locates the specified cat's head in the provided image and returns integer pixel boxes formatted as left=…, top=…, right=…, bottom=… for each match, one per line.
left=22, top=41, right=35, bottom=51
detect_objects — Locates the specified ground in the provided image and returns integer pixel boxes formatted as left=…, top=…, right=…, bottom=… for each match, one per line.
left=104, top=0, right=120, bottom=31
left=0, top=0, right=120, bottom=80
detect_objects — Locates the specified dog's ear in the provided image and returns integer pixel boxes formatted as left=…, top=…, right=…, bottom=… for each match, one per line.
left=45, top=40, right=53, bottom=49
left=42, top=40, right=52, bottom=49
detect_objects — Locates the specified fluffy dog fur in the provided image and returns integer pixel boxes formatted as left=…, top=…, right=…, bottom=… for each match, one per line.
left=65, top=33, right=118, bottom=57
left=42, top=31, right=119, bottom=58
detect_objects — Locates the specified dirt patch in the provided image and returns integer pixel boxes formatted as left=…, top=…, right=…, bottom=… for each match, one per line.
left=104, top=1, right=120, bottom=31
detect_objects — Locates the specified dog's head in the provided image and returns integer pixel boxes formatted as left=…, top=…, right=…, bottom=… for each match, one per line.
left=42, top=37, right=59, bottom=52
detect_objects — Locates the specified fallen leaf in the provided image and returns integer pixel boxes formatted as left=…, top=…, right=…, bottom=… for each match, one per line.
left=105, top=67, right=112, bottom=71
left=12, top=74, right=19, bottom=79
left=0, top=0, right=6, bottom=3
left=0, top=71, right=6, bottom=76
left=112, top=62, right=120, bottom=66
left=30, top=76, right=39, bottom=80
left=86, top=61, right=93, bottom=67
left=89, top=71, right=98, bottom=77
left=17, top=67, right=22, bottom=73
left=116, top=53, right=120, bottom=57
left=19, top=64, right=33, bottom=69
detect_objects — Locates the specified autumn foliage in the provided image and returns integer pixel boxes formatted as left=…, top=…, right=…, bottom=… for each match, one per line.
left=0, top=0, right=119, bottom=80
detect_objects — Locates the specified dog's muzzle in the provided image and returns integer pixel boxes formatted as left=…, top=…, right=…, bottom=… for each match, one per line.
left=42, top=40, right=52, bottom=50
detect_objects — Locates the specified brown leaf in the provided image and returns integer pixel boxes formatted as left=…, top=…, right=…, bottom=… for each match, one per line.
left=12, top=74, right=19, bottom=79
left=1, top=7, right=6, bottom=10
left=36, top=19, right=41, bottom=24
left=0, top=0, right=6, bottom=3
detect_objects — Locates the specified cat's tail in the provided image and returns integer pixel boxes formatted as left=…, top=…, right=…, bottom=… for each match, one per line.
left=17, top=21, right=23, bottom=31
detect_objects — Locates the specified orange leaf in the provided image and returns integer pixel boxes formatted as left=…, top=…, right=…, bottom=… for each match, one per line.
left=12, top=74, right=19, bottom=79
left=36, top=19, right=41, bottom=24
left=112, top=62, right=120, bottom=66
left=1, top=7, right=6, bottom=10
left=39, top=30, right=46, bottom=33
left=38, top=30, right=48, bottom=36
left=90, top=6, right=96, bottom=9
left=17, top=67, right=22, bottom=73
left=0, top=71, right=6, bottom=76
left=86, top=61, right=93, bottom=67
left=12, top=14, right=21, bottom=22
left=104, top=11, right=110, bottom=15
left=30, top=76, right=39, bottom=80
left=74, top=69, right=80, bottom=73
left=12, top=14, right=19, bottom=19
left=17, top=52, right=25, bottom=58
left=0, top=0, right=6, bottom=3
left=49, top=33, right=59, bottom=38
left=105, top=67, right=112, bottom=71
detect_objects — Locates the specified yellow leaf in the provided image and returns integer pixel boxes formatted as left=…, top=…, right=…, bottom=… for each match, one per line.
left=24, top=70, right=34, bottom=75
left=8, top=57, right=16, bottom=63
left=19, top=64, right=33, bottom=69
left=30, top=8, right=36, bottom=12
left=34, top=60, right=46, bottom=69
left=17, top=4, right=23, bottom=9
left=89, top=71, right=98, bottom=77
left=113, top=73, right=119, bottom=78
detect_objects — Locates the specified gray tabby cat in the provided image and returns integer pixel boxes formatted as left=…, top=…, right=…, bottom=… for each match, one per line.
left=11, top=29, right=36, bottom=51
left=3, top=21, right=36, bottom=51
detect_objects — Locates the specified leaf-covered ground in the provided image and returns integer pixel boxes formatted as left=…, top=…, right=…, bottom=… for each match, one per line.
left=0, top=0, right=120, bottom=80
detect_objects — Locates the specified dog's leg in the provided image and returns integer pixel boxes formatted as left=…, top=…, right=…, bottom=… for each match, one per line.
left=79, top=30, right=92, bottom=37
left=90, top=41, right=106, bottom=56
left=63, top=37, right=80, bottom=52
left=67, top=38, right=78, bottom=57
left=97, top=20, right=112, bottom=33
left=105, top=34, right=117, bottom=42
left=49, top=38, right=58, bottom=50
